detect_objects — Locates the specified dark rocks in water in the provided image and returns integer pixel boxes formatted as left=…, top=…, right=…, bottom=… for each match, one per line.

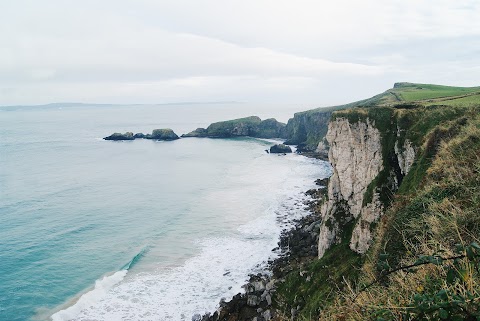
left=269, top=144, right=292, bottom=154
left=103, top=132, right=135, bottom=141
left=182, top=116, right=287, bottom=139
left=294, top=143, right=329, bottom=160
left=104, top=129, right=179, bottom=141
left=202, top=275, right=275, bottom=321
left=192, top=314, right=202, bottom=321
left=295, top=143, right=314, bottom=153
left=148, top=128, right=179, bottom=140
left=315, top=177, right=329, bottom=186
left=200, top=178, right=328, bottom=321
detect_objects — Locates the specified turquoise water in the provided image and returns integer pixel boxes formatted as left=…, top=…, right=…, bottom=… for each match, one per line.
left=0, top=103, right=331, bottom=321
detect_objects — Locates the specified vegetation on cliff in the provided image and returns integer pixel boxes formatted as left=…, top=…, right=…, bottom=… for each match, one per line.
left=273, top=84, right=480, bottom=320
left=284, top=82, right=480, bottom=152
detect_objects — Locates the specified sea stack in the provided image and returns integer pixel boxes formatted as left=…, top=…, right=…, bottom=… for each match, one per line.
left=269, top=144, right=292, bottom=153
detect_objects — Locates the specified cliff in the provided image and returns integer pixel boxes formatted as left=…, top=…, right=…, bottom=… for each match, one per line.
left=273, top=84, right=480, bottom=320
left=283, top=82, right=480, bottom=152
left=317, top=117, right=385, bottom=257
left=202, top=83, right=480, bottom=321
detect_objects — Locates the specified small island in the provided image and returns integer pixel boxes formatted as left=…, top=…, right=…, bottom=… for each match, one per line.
left=104, top=128, right=179, bottom=141
left=182, top=116, right=286, bottom=139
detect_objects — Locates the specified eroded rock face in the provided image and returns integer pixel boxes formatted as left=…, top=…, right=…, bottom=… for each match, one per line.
left=317, top=116, right=419, bottom=257
left=395, top=139, right=415, bottom=175
left=284, top=110, right=333, bottom=149
left=318, top=118, right=383, bottom=257
left=349, top=193, right=383, bottom=254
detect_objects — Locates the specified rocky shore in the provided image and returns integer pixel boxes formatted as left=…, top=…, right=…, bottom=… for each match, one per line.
left=198, top=179, right=328, bottom=321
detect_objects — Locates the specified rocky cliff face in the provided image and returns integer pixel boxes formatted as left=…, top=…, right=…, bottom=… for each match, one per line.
left=317, top=118, right=383, bottom=257
left=284, top=110, right=333, bottom=150
left=318, top=114, right=416, bottom=257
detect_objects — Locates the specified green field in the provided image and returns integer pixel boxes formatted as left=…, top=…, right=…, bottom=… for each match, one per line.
left=391, top=83, right=480, bottom=102
left=424, top=92, right=480, bottom=107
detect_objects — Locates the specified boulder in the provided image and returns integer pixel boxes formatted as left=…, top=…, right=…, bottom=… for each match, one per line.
left=103, top=132, right=135, bottom=141
left=269, top=144, right=292, bottom=154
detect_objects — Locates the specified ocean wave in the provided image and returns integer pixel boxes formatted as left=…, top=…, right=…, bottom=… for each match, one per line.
left=51, top=270, right=128, bottom=321
left=49, top=157, right=331, bottom=321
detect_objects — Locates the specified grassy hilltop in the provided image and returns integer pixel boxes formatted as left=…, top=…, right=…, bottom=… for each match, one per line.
left=285, top=82, right=480, bottom=150
left=274, top=83, right=480, bottom=320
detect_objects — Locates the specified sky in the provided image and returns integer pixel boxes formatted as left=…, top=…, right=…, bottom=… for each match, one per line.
left=1, top=0, right=479, bottom=106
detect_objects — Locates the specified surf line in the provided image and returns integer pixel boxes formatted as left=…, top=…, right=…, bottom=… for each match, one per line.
left=50, top=247, right=149, bottom=321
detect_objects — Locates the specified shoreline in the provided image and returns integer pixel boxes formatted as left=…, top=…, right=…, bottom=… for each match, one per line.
left=199, top=176, right=329, bottom=321
left=43, top=149, right=327, bottom=321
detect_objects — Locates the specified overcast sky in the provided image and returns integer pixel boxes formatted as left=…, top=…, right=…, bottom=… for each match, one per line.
left=1, top=0, right=479, bottom=106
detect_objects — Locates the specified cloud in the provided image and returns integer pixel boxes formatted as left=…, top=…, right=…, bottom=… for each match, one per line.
left=0, top=0, right=479, bottom=105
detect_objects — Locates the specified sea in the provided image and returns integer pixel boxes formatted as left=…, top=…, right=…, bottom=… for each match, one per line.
left=0, top=102, right=332, bottom=321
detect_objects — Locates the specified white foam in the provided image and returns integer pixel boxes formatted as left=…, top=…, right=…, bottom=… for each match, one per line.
left=51, top=270, right=128, bottom=321
left=51, top=156, right=332, bottom=321
left=53, top=235, right=277, bottom=321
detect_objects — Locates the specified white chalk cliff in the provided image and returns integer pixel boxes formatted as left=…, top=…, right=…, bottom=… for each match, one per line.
left=318, top=117, right=415, bottom=258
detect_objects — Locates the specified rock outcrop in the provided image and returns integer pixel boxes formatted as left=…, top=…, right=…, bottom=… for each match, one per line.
left=148, top=128, right=179, bottom=140
left=284, top=110, right=333, bottom=150
left=103, top=132, right=135, bottom=140
left=318, top=113, right=417, bottom=257
left=317, top=118, right=384, bottom=257
left=182, top=116, right=286, bottom=139
left=269, top=144, right=292, bottom=154
left=103, top=129, right=179, bottom=141
left=395, top=139, right=415, bottom=176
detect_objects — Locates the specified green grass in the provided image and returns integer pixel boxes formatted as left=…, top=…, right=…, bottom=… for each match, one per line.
left=392, top=83, right=480, bottom=102
left=424, top=93, right=480, bottom=107
left=274, top=241, right=362, bottom=320
left=274, top=83, right=480, bottom=320
left=286, top=82, right=480, bottom=150
left=314, top=99, right=480, bottom=321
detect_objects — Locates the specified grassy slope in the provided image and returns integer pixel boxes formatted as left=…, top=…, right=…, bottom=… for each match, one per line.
left=392, top=82, right=480, bottom=102
left=320, top=106, right=480, bottom=320
left=274, top=84, right=480, bottom=320
left=287, top=83, right=480, bottom=150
